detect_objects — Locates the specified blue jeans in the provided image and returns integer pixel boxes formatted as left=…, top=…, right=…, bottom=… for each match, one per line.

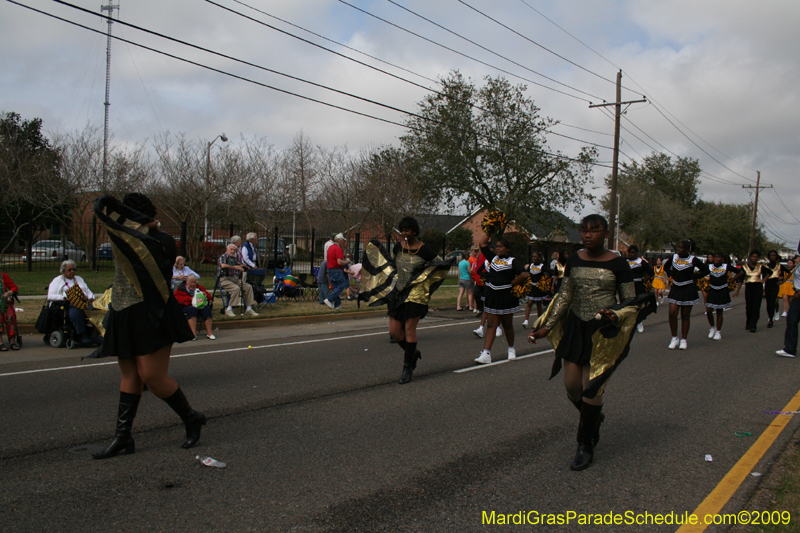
left=326, top=268, right=347, bottom=308
left=318, top=276, right=330, bottom=304
left=784, top=299, right=800, bottom=355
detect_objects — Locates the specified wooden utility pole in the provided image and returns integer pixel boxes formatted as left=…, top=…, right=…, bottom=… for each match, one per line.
left=589, top=71, right=646, bottom=250
left=742, top=171, right=772, bottom=255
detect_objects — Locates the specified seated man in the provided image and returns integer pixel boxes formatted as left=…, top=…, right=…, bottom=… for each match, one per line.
left=174, top=275, right=215, bottom=340
left=46, top=260, right=100, bottom=344
left=218, top=244, right=258, bottom=317
left=241, top=232, right=266, bottom=278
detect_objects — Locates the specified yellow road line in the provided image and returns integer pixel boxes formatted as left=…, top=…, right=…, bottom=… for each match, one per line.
left=676, top=387, right=800, bottom=533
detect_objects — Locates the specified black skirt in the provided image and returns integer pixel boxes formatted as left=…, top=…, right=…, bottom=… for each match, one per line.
left=667, top=284, right=700, bottom=306
left=484, top=287, right=521, bottom=315
left=91, top=296, right=195, bottom=359
left=705, top=289, right=732, bottom=309
left=556, top=311, right=605, bottom=366
left=388, top=301, right=428, bottom=321
left=528, top=286, right=552, bottom=302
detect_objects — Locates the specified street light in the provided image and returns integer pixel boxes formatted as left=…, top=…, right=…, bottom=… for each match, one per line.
left=204, top=133, right=228, bottom=240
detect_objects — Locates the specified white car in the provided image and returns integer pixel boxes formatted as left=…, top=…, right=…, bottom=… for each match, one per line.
left=22, top=240, right=87, bottom=262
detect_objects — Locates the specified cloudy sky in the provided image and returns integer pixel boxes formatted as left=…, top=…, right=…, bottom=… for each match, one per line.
left=2, top=0, right=798, bottom=247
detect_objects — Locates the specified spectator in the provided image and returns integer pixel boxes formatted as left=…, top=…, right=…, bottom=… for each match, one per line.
left=777, top=244, right=800, bottom=358
left=0, top=270, right=20, bottom=350
left=47, top=260, right=99, bottom=345
left=323, top=233, right=351, bottom=309
left=218, top=244, right=258, bottom=317
left=317, top=259, right=330, bottom=306
left=241, top=232, right=260, bottom=270
left=172, top=256, right=200, bottom=290
left=174, top=275, right=215, bottom=340
left=457, top=251, right=475, bottom=311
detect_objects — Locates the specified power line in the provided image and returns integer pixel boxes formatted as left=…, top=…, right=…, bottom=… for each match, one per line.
left=230, top=0, right=437, bottom=85
left=455, top=0, right=621, bottom=90
left=11, top=0, right=613, bottom=171
left=382, top=0, right=604, bottom=100
left=516, top=0, right=759, bottom=180
left=768, top=187, right=800, bottom=224
left=335, top=0, right=592, bottom=103
left=223, top=0, right=612, bottom=152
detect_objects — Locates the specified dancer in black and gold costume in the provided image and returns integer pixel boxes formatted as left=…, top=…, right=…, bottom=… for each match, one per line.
left=529, top=215, right=655, bottom=471
left=91, top=194, right=204, bottom=459
left=765, top=250, right=791, bottom=328
left=358, top=217, right=453, bottom=384
left=739, top=250, right=771, bottom=332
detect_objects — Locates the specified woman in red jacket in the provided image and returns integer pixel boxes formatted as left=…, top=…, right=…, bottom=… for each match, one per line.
left=174, top=274, right=215, bottom=340
left=0, top=271, right=20, bottom=350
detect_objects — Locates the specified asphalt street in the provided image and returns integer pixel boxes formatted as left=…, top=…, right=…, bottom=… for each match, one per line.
left=1, top=301, right=798, bottom=532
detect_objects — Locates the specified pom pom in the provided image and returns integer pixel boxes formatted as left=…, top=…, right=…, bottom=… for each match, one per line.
left=536, top=274, right=552, bottom=293
left=727, top=272, right=739, bottom=292
left=481, top=210, right=509, bottom=235
left=512, top=277, right=532, bottom=299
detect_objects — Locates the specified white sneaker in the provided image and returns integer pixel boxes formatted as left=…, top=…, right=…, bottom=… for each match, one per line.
left=245, top=309, right=259, bottom=317
left=637, top=322, right=644, bottom=333
left=473, top=326, right=484, bottom=338
left=783, top=312, right=788, bottom=317
left=507, top=347, right=516, bottom=360
left=224, top=309, right=236, bottom=317
left=668, top=337, right=680, bottom=350
left=679, top=339, right=688, bottom=350
left=777, top=350, right=796, bottom=358
left=496, top=326, right=503, bottom=337
left=323, top=299, right=334, bottom=309
left=708, top=326, right=717, bottom=339
left=713, top=331, right=722, bottom=341
left=522, top=320, right=529, bottom=329
left=475, top=350, right=492, bottom=364
left=774, top=312, right=780, bottom=322
left=207, top=334, right=216, bottom=340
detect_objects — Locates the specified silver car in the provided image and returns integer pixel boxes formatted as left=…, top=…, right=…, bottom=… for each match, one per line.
left=22, top=240, right=87, bottom=262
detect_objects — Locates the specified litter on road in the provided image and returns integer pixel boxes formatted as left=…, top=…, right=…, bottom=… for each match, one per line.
left=197, top=456, right=226, bottom=468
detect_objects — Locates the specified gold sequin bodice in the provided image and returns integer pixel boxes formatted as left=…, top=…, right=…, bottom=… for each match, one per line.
left=742, top=264, right=763, bottom=284
left=543, top=266, right=636, bottom=329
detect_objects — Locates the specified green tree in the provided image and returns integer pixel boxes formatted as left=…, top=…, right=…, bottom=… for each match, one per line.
left=690, top=201, right=767, bottom=259
left=0, top=112, right=70, bottom=255
left=421, top=228, right=446, bottom=256
left=603, top=152, right=701, bottom=251
left=401, top=71, right=596, bottom=227
left=447, top=227, right=474, bottom=251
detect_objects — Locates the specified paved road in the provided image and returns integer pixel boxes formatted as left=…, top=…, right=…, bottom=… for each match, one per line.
left=1, top=302, right=798, bottom=532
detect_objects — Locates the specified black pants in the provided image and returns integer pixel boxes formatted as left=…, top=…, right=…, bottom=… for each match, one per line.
left=765, top=280, right=780, bottom=321
left=745, top=283, right=763, bottom=329
left=784, top=299, right=800, bottom=355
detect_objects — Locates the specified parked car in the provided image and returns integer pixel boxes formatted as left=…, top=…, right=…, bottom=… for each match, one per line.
left=22, top=240, right=87, bottom=262
left=96, top=242, right=113, bottom=261
left=258, top=236, right=287, bottom=269
left=445, top=250, right=468, bottom=262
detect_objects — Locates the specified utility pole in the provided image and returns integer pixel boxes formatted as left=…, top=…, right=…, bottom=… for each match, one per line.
left=589, top=71, right=646, bottom=250
left=742, top=171, right=772, bottom=255
left=101, top=1, right=119, bottom=191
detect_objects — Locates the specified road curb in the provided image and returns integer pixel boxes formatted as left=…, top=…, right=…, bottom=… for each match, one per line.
left=17, top=308, right=389, bottom=335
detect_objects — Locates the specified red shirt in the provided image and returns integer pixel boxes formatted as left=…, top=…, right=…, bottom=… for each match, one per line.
left=327, top=243, right=344, bottom=270
left=174, top=284, right=211, bottom=307
left=2, top=273, right=18, bottom=294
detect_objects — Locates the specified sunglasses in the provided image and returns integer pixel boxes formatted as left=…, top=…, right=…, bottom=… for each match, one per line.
left=65, top=268, right=76, bottom=272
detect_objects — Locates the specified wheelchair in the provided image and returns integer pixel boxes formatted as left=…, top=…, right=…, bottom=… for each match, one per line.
left=36, top=301, right=102, bottom=349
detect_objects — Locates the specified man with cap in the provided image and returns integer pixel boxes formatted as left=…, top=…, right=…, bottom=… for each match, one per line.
left=324, top=233, right=351, bottom=309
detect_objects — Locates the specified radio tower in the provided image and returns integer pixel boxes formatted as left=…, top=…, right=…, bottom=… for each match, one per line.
left=100, top=1, right=119, bottom=191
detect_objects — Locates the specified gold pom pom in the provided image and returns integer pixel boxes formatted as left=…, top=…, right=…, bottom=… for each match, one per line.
left=536, top=274, right=552, bottom=293
left=512, top=277, right=532, bottom=299
left=727, top=272, right=738, bottom=292
left=481, top=210, right=509, bottom=234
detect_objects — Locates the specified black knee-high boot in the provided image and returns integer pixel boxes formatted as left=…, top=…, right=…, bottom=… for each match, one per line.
left=569, top=396, right=604, bottom=447
left=570, top=403, right=602, bottom=471
left=399, top=342, right=420, bottom=384
left=93, top=391, right=141, bottom=459
left=163, top=387, right=207, bottom=449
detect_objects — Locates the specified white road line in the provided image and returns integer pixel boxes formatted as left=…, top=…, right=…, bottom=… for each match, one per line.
left=453, top=349, right=554, bottom=373
left=0, top=320, right=482, bottom=378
